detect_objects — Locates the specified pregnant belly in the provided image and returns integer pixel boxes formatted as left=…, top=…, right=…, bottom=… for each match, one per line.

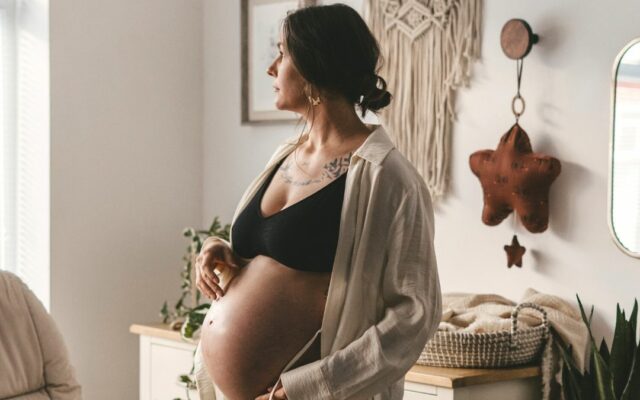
left=200, top=255, right=330, bottom=400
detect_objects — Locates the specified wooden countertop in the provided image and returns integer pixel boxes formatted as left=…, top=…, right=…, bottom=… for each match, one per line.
left=406, top=364, right=540, bottom=388
left=130, top=323, right=541, bottom=388
left=130, top=323, right=184, bottom=342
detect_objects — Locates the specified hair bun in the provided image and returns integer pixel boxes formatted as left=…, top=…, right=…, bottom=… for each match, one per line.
left=359, top=74, right=391, bottom=116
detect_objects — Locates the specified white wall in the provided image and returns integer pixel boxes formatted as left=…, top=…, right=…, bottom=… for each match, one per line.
left=50, top=0, right=203, bottom=398
left=440, top=0, right=640, bottom=340
left=204, top=0, right=640, bottom=344
left=203, top=1, right=296, bottom=223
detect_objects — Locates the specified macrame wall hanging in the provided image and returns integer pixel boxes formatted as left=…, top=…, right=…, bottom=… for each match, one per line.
left=469, top=19, right=561, bottom=269
left=364, top=0, right=483, bottom=199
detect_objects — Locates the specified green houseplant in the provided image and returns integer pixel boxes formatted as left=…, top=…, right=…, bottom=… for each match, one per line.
left=557, top=295, right=640, bottom=400
left=160, top=216, right=230, bottom=399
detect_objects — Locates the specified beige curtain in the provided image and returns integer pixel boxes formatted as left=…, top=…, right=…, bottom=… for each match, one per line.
left=365, top=0, right=482, bottom=199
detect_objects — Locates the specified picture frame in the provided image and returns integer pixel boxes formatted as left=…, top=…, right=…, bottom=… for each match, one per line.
left=241, top=0, right=314, bottom=123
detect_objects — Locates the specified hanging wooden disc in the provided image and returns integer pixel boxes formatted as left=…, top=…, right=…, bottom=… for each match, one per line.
left=500, top=19, right=538, bottom=60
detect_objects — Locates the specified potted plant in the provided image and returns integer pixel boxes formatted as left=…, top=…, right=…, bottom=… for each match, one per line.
left=557, top=295, right=640, bottom=400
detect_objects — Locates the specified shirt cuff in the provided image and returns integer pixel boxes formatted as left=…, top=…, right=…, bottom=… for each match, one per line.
left=280, top=359, right=333, bottom=400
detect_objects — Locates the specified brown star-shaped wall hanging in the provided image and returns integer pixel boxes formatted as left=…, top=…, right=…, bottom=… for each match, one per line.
left=469, top=124, right=561, bottom=233
left=504, top=234, right=526, bottom=268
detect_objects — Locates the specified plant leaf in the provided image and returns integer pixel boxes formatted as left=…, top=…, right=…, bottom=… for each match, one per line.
left=611, top=304, right=634, bottom=397
left=593, top=337, right=617, bottom=400
left=630, top=299, right=638, bottom=349
left=181, top=303, right=211, bottom=339
left=160, top=301, right=169, bottom=323
left=577, top=295, right=596, bottom=344
left=556, top=335, right=584, bottom=400
left=600, top=337, right=611, bottom=365
left=208, top=217, right=220, bottom=233
left=582, top=368, right=596, bottom=400
left=576, top=295, right=616, bottom=400
left=621, top=339, right=640, bottom=400
left=562, top=365, right=581, bottom=400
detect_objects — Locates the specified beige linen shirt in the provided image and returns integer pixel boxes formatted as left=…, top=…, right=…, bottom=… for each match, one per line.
left=0, top=271, right=82, bottom=399
left=195, top=124, right=442, bottom=400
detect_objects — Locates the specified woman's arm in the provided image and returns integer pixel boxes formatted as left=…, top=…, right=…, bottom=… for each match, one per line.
left=279, top=185, right=443, bottom=400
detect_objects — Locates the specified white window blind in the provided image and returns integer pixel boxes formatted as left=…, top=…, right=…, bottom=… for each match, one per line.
left=0, top=0, right=50, bottom=310
left=1, top=0, right=18, bottom=277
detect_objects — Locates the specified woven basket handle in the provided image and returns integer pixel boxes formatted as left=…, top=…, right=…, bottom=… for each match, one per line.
left=509, top=302, right=549, bottom=348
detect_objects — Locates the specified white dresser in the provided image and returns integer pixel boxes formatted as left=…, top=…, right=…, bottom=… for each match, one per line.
left=130, top=324, right=542, bottom=400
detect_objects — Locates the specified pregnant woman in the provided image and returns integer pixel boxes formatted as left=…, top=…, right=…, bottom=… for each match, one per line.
left=193, top=4, right=442, bottom=400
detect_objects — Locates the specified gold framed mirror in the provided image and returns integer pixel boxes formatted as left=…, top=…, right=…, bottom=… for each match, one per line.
left=609, top=37, right=640, bottom=257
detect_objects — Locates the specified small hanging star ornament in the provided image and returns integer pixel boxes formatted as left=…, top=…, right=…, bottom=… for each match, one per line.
left=504, top=234, right=526, bottom=268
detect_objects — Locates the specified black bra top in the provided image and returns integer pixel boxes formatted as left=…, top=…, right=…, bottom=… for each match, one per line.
left=231, top=157, right=347, bottom=273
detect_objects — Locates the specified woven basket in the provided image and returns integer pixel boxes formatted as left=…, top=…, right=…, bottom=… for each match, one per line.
left=417, top=302, right=549, bottom=368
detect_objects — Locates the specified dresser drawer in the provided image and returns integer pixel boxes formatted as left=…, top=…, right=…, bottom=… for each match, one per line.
left=139, top=335, right=197, bottom=400
left=404, top=381, right=438, bottom=398
left=149, top=339, right=195, bottom=399
left=404, top=390, right=437, bottom=399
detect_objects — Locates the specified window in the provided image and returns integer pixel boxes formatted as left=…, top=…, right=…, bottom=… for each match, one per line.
left=0, top=0, right=50, bottom=309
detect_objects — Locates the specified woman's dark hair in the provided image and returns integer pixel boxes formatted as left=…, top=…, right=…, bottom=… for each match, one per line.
left=282, top=4, right=392, bottom=118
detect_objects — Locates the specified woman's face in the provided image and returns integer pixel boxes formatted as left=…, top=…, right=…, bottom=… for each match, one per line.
left=267, top=33, right=308, bottom=113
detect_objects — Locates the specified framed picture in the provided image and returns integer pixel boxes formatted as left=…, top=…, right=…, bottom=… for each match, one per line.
left=241, top=0, right=313, bottom=123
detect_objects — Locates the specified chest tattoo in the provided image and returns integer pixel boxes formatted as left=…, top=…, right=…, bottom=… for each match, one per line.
left=279, top=151, right=353, bottom=187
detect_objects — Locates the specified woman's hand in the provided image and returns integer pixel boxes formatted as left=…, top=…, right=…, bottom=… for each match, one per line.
left=195, top=237, right=240, bottom=300
left=255, top=382, right=288, bottom=400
